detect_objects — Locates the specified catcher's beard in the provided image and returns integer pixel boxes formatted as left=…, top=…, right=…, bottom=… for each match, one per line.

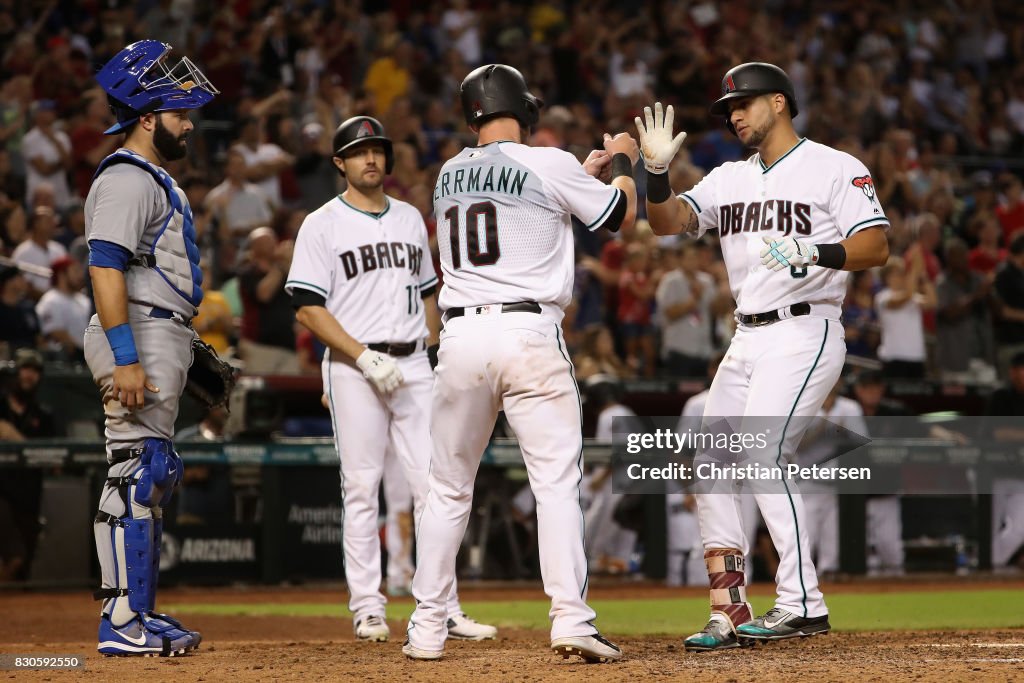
left=154, top=114, right=188, bottom=162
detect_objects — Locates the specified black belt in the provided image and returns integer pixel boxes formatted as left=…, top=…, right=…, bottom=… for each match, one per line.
left=368, top=341, right=422, bottom=357
left=737, top=302, right=811, bottom=327
left=446, top=301, right=542, bottom=319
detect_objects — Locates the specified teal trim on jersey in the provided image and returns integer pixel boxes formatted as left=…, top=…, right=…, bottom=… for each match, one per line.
left=337, top=194, right=391, bottom=220
left=775, top=318, right=828, bottom=618
left=680, top=192, right=702, bottom=214
left=554, top=324, right=590, bottom=599
left=759, top=138, right=807, bottom=174
left=419, top=275, right=438, bottom=290
left=844, top=218, right=890, bottom=239
left=285, top=279, right=328, bottom=297
left=584, top=189, right=621, bottom=231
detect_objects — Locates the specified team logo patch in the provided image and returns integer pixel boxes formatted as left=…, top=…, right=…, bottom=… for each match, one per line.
left=472, top=100, right=483, bottom=119
left=852, top=175, right=876, bottom=201
left=357, top=121, right=375, bottom=138
left=724, top=74, right=736, bottom=94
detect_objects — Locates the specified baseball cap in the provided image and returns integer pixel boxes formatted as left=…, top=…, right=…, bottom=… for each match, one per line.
left=29, top=99, right=57, bottom=116
left=14, top=348, right=44, bottom=372
left=50, top=255, right=74, bottom=284
left=854, top=369, right=886, bottom=386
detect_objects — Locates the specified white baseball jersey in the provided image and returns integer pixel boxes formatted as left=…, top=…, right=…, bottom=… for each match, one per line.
left=285, top=195, right=437, bottom=344
left=433, top=142, right=621, bottom=310
left=680, top=138, right=889, bottom=319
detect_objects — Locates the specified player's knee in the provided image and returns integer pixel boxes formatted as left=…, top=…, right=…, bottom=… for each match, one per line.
left=133, top=438, right=183, bottom=509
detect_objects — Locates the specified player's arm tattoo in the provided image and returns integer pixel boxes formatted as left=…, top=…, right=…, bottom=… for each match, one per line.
left=681, top=200, right=700, bottom=235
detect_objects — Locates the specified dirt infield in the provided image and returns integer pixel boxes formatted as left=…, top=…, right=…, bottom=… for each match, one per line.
left=3, top=582, right=1023, bottom=681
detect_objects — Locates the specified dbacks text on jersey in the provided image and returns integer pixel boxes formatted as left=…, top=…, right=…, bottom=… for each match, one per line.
left=719, top=200, right=811, bottom=238
left=339, top=241, right=424, bottom=281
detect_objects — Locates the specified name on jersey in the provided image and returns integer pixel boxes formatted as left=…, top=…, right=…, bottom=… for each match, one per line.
left=433, top=165, right=528, bottom=200
left=718, top=200, right=812, bottom=238
left=339, top=241, right=424, bottom=280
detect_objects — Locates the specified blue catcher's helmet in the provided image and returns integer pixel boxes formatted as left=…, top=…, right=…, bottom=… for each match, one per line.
left=96, top=40, right=218, bottom=135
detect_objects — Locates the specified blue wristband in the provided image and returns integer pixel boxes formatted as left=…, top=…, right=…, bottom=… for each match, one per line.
left=105, top=323, right=139, bottom=366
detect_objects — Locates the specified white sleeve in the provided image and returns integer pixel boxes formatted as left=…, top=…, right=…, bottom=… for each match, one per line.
left=285, top=217, right=332, bottom=299
left=832, top=154, right=890, bottom=239
left=36, top=296, right=62, bottom=335
left=540, top=149, right=622, bottom=231
left=678, top=167, right=721, bottom=237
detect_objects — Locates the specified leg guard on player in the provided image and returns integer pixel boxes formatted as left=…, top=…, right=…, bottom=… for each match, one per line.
left=683, top=548, right=753, bottom=652
left=93, top=438, right=201, bottom=656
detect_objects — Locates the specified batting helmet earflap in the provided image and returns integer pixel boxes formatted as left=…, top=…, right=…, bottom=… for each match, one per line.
left=332, top=116, right=395, bottom=174
left=460, top=64, right=544, bottom=129
left=710, top=62, right=798, bottom=132
left=96, top=40, right=218, bottom=136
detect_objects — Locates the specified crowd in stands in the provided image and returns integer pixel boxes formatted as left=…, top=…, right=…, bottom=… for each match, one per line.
left=2, top=0, right=1024, bottom=386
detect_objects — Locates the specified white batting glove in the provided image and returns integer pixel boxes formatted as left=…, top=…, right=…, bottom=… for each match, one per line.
left=356, top=349, right=404, bottom=393
left=760, top=235, right=818, bottom=272
left=634, top=102, right=688, bottom=174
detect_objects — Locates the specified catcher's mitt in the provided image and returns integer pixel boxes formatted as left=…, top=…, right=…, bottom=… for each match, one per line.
left=186, top=338, right=238, bottom=410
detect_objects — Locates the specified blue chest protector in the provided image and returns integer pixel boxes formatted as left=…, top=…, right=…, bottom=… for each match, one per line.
left=93, top=150, right=204, bottom=309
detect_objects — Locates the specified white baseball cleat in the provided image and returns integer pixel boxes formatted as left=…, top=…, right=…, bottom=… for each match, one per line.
left=403, top=640, right=444, bottom=660
left=355, top=615, right=390, bottom=642
left=446, top=612, right=498, bottom=640
left=551, top=633, right=622, bottom=663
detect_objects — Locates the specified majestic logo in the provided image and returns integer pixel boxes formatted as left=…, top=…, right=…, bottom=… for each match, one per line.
left=852, top=175, right=876, bottom=201
left=724, top=74, right=736, bottom=94
left=357, top=121, right=375, bottom=138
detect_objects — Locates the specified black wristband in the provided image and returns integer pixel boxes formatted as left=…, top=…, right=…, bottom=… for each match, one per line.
left=610, top=153, right=633, bottom=180
left=646, top=170, right=673, bottom=203
left=815, top=243, right=847, bottom=269
left=427, top=343, right=439, bottom=370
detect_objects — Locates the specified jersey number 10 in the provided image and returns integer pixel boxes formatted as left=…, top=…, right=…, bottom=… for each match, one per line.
left=446, top=201, right=500, bottom=269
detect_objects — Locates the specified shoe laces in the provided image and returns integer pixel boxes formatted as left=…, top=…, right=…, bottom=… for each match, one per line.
left=762, top=607, right=785, bottom=621
left=363, top=615, right=385, bottom=627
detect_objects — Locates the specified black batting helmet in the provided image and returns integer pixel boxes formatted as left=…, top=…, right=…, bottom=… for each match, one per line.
left=710, top=62, right=798, bottom=132
left=460, top=64, right=544, bottom=129
left=332, top=116, right=394, bottom=173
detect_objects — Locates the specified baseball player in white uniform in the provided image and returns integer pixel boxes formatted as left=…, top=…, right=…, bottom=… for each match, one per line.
left=404, top=64, right=638, bottom=663
left=672, top=356, right=760, bottom=586
left=638, top=62, right=890, bottom=650
left=287, top=116, right=495, bottom=643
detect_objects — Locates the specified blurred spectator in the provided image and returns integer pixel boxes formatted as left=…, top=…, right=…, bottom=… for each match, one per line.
left=69, top=90, right=118, bottom=200
left=21, top=100, right=71, bottom=211
left=35, top=256, right=90, bottom=361
left=363, top=41, right=415, bottom=116
left=295, top=122, right=338, bottom=212
left=441, top=0, right=482, bottom=67
left=192, top=267, right=234, bottom=356
left=12, top=205, right=67, bottom=297
left=844, top=270, right=881, bottom=359
left=958, top=171, right=999, bottom=246
left=0, top=267, right=41, bottom=356
left=574, top=324, right=632, bottom=382
left=205, top=149, right=275, bottom=240
left=0, top=349, right=55, bottom=438
left=968, top=212, right=1009, bottom=276
left=993, top=233, right=1024, bottom=375
left=617, top=242, right=656, bottom=377
left=231, top=116, right=294, bottom=209
left=238, top=227, right=298, bottom=374
left=996, top=173, right=1024, bottom=247
left=655, top=243, right=715, bottom=377
left=935, top=239, right=995, bottom=378
left=875, top=256, right=936, bottom=378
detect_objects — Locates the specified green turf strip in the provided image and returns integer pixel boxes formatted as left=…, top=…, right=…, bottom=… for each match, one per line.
left=164, top=589, right=1024, bottom=634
